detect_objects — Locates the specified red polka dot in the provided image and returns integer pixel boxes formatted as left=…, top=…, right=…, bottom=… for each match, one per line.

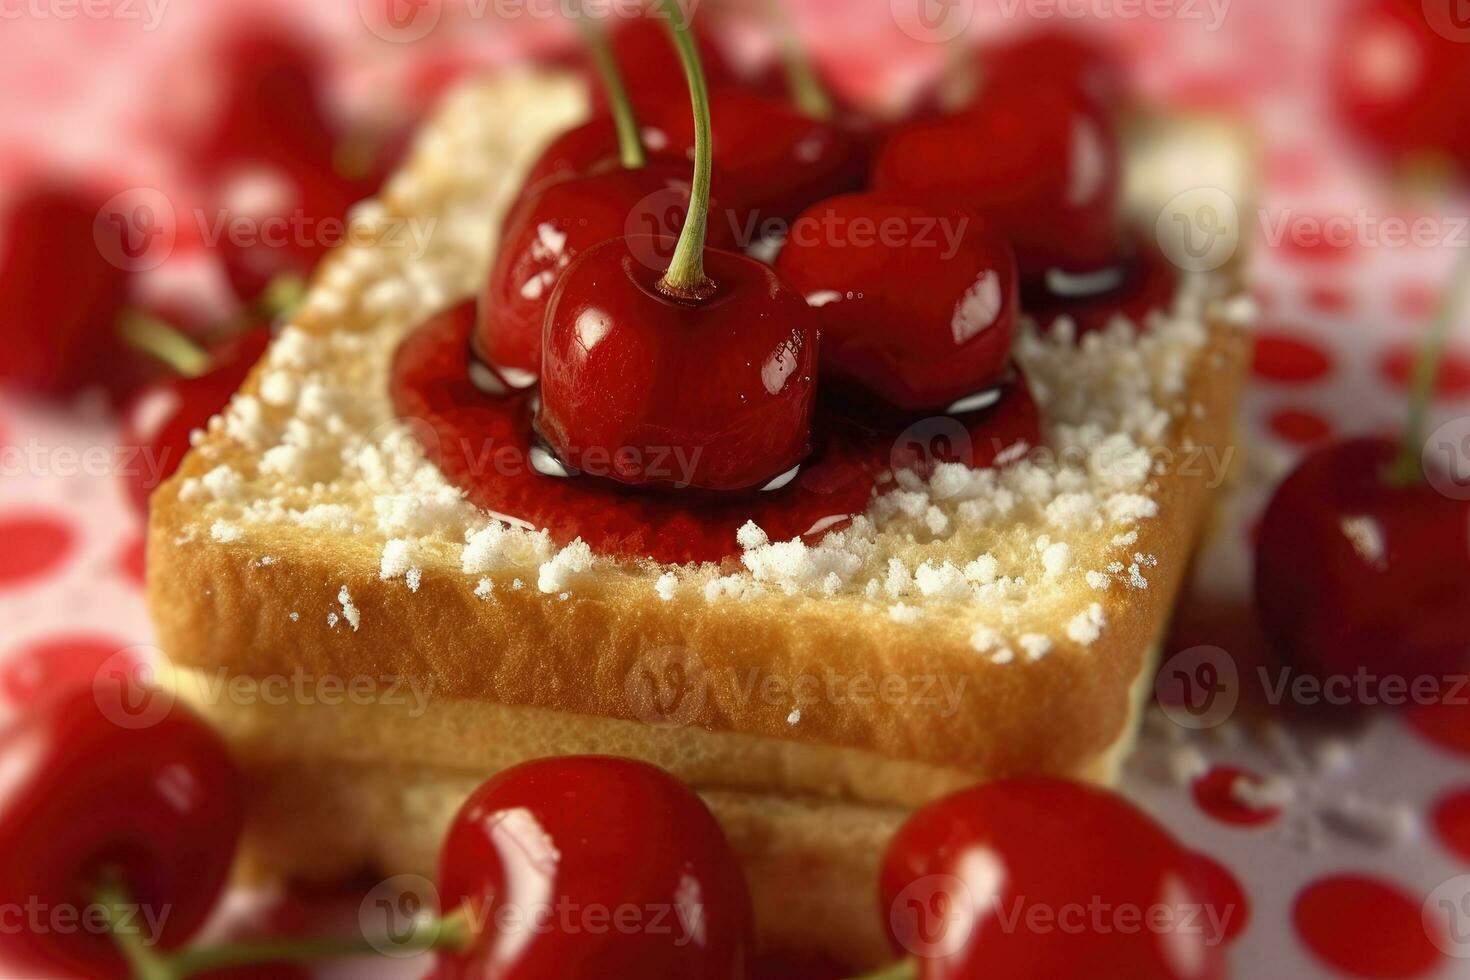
left=1293, top=875, right=1442, bottom=978
left=0, top=514, right=74, bottom=587
left=1253, top=333, right=1334, bottom=384
left=1, top=635, right=135, bottom=708
left=1408, top=696, right=1470, bottom=759
left=1191, top=766, right=1284, bottom=827
left=1267, top=407, right=1333, bottom=445
left=1182, top=850, right=1250, bottom=943
left=1380, top=345, right=1470, bottom=398
left=118, top=535, right=147, bottom=589
left=1395, top=282, right=1441, bottom=322
left=1272, top=215, right=1360, bottom=265
left=1304, top=284, right=1353, bottom=315
left=1432, top=788, right=1470, bottom=864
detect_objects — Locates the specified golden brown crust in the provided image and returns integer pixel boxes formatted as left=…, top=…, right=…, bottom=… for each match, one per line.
left=148, top=323, right=1246, bottom=780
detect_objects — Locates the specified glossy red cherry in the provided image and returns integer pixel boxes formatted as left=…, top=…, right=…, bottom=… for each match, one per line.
left=435, top=756, right=753, bottom=980
left=874, top=77, right=1122, bottom=284
left=119, top=326, right=272, bottom=514
left=1330, top=0, right=1470, bottom=167
left=539, top=237, right=817, bottom=491
left=0, top=184, right=140, bottom=401
left=515, top=115, right=677, bottom=207
left=477, top=161, right=737, bottom=386
left=652, top=89, right=868, bottom=225
left=0, top=685, right=244, bottom=978
left=776, top=193, right=1017, bottom=412
left=1254, top=437, right=1470, bottom=693
left=880, top=778, right=1227, bottom=980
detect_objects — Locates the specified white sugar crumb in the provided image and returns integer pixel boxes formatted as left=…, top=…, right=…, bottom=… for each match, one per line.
left=1066, top=603, right=1107, bottom=646
left=538, top=539, right=593, bottom=594
left=969, top=627, right=1014, bottom=666
left=964, top=555, right=999, bottom=585
left=474, top=578, right=494, bottom=599
left=1039, top=540, right=1071, bottom=579
left=1018, top=634, right=1053, bottom=661
left=200, top=466, right=243, bottom=502
left=924, top=506, right=950, bottom=536
left=257, top=555, right=276, bottom=566
left=655, top=572, right=678, bottom=601
left=786, top=706, right=801, bottom=725
left=1166, top=745, right=1209, bottom=786
left=259, top=371, right=299, bottom=407
left=327, top=612, right=339, bottom=628
left=1320, top=794, right=1418, bottom=846
left=915, top=561, right=970, bottom=600
left=1230, top=773, right=1296, bottom=811
left=888, top=603, right=921, bottom=623
left=379, top=539, right=414, bottom=580
left=337, top=586, right=360, bottom=631
left=736, top=521, right=770, bottom=551
left=210, top=520, right=244, bottom=543
left=406, top=568, right=422, bottom=592
left=289, top=611, right=300, bottom=622
left=1086, top=570, right=1111, bottom=591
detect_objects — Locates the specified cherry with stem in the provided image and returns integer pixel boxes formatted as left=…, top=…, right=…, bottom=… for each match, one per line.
left=1255, top=238, right=1470, bottom=695
left=536, top=0, right=819, bottom=493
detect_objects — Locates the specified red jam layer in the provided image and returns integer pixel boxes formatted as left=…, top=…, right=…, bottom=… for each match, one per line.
left=390, top=301, right=1040, bottom=565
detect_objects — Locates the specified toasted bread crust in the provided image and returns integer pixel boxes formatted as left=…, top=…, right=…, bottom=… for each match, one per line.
left=149, top=321, right=1245, bottom=779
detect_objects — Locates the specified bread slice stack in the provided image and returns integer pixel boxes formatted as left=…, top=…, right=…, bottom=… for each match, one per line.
left=147, top=71, right=1252, bottom=966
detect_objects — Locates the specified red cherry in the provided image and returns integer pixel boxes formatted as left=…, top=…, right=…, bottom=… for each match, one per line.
left=1254, top=436, right=1470, bottom=695
left=477, top=161, right=738, bottom=385
left=880, top=778, right=1226, bottom=980
left=1024, top=243, right=1181, bottom=337
left=977, top=28, right=1131, bottom=110
left=1330, top=0, right=1470, bottom=167
left=190, top=22, right=337, bottom=179
left=0, top=685, right=244, bottom=977
left=0, top=185, right=139, bottom=400
left=119, top=326, right=272, bottom=515
left=515, top=116, right=678, bottom=207
left=435, top=756, right=753, bottom=980
left=592, top=13, right=737, bottom=121
left=776, top=193, right=1017, bottom=411
left=653, top=90, right=868, bottom=224
left=874, top=77, right=1123, bottom=284
left=538, top=238, right=817, bottom=491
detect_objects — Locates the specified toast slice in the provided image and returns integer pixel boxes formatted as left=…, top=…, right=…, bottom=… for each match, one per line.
left=147, top=70, right=1251, bottom=965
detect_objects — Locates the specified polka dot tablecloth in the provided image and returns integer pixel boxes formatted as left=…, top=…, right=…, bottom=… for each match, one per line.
left=2, top=2, right=1469, bottom=978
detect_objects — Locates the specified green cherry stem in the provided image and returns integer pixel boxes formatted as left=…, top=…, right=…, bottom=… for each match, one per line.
left=577, top=8, right=646, bottom=170
left=98, top=873, right=472, bottom=980
left=656, top=0, right=716, bottom=301
left=1391, top=236, right=1470, bottom=484
left=117, top=310, right=212, bottom=379
left=765, top=0, right=833, bottom=120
